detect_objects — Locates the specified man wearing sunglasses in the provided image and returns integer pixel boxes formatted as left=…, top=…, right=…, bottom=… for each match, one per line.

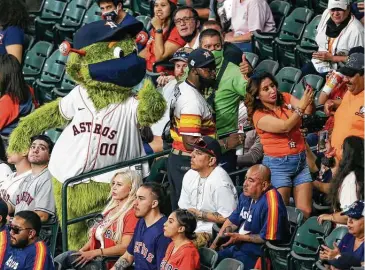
left=4, top=211, right=54, bottom=269
left=7, top=135, right=55, bottom=223
left=167, top=48, right=217, bottom=211
left=179, top=136, right=238, bottom=248
left=0, top=199, right=10, bottom=268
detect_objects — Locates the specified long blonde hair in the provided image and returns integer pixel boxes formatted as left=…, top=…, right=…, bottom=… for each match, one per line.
left=100, top=170, right=142, bottom=243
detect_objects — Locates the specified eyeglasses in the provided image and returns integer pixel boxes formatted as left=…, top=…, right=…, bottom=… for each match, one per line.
left=194, top=138, right=216, bottom=157
left=174, top=16, right=194, bottom=25
left=8, top=225, right=33, bottom=235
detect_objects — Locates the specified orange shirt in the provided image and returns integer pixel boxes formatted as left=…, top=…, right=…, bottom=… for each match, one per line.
left=253, top=93, right=305, bottom=157
left=331, top=90, right=364, bottom=160
left=145, top=27, right=186, bottom=72
left=160, top=242, right=200, bottom=270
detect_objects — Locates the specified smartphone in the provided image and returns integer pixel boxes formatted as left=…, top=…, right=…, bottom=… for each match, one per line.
left=317, top=237, right=326, bottom=251
left=318, top=130, right=328, bottom=153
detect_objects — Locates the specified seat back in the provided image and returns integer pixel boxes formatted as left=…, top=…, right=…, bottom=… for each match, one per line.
left=82, top=2, right=102, bottom=25
left=243, top=52, right=259, bottom=69
left=199, top=247, right=218, bottom=270
left=300, top=15, right=322, bottom=48
left=324, top=227, right=348, bottom=249
left=254, top=59, right=279, bottom=75
left=59, top=0, right=88, bottom=27
left=132, top=0, right=151, bottom=16
left=23, top=41, right=54, bottom=77
left=214, top=258, right=244, bottom=270
left=39, top=221, right=59, bottom=256
left=286, top=206, right=304, bottom=240
left=292, top=74, right=324, bottom=99
left=40, top=0, right=68, bottom=20
left=39, top=49, right=68, bottom=83
left=44, top=128, right=63, bottom=143
left=270, top=0, right=291, bottom=31
left=136, top=15, right=152, bottom=31
left=275, top=67, right=302, bottom=93
left=291, top=217, right=332, bottom=255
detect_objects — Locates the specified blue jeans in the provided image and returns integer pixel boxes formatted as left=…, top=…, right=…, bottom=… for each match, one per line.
left=218, top=245, right=257, bottom=270
left=262, top=151, right=312, bottom=188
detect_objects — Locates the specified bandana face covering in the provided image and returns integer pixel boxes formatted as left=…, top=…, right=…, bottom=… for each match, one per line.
left=89, top=53, right=146, bottom=87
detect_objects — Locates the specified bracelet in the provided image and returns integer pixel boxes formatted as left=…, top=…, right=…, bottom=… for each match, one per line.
left=100, top=248, right=104, bottom=256
left=223, top=138, right=228, bottom=150
left=294, top=108, right=304, bottom=117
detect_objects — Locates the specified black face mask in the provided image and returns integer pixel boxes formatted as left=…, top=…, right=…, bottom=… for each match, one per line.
left=182, top=27, right=198, bottom=43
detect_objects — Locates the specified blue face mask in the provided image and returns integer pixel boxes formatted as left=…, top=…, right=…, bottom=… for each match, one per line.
left=88, top=53, right=146, bottom=87
left=102, top=5, right=119, bottom=22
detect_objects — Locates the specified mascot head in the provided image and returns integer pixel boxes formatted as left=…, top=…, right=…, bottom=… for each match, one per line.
left=60, top=19, right=145, bottom=94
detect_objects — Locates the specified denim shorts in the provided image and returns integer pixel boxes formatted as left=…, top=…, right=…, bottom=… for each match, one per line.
left=262, top=151, right=312, bottom=188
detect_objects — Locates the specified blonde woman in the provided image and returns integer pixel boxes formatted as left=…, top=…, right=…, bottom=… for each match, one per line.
left=55, top=170, right=142, bottom=269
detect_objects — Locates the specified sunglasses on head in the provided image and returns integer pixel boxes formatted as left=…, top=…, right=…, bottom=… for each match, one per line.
left=8, top=224, right=32, bottom=235
left=194, top=139, right=216, bottom=157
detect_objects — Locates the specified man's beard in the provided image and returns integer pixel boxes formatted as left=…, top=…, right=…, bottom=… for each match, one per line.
left=199, top=75, right=216, bottom=89
left=11, top=238, right=29, bottom=249
left=182, top=28, right=198, bottom=43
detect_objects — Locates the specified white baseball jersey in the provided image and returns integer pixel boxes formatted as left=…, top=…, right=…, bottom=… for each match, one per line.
left=179, top=166, right=238, bottom=233
left=0, top=170, right=32, bottom=203
left=48, top=85, right=149, bottom=184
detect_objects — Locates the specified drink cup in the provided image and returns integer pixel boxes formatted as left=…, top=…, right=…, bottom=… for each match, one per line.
left=322, top=71, right=344, bottom=95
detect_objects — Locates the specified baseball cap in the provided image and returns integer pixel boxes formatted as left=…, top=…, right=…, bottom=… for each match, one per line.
left=189, top=136, right=222, bottom=163
left=170, top=47, right=193, bottom=63
left=188, top=48, right=216, bottom=69
left=328, top=252, right=362, bottom=269
left=338, top=52, right=365, bottom=77
left=341, top=200, right=364, bottom=219
left=328, top=0, right=349, bottom=10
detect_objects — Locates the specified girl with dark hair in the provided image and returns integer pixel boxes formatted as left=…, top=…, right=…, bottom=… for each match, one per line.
left=245, top=72, right=314, bottom=218
left=139, top=0, right=186, bottom=73
left=0, top=54, right=37, bottom=142
left=161, top=209, right=200, bottom=270
left=317, top=136, right=364, bottom=225
left=0, top=0, right=29, bottom=63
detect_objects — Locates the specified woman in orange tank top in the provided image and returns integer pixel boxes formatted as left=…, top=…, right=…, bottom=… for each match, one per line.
left=245, top=72, right=315, bottom=218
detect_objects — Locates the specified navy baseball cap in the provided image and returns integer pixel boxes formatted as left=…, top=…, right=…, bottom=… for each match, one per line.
left=189, top=136, right=221, bottom=162
left=170, top=47, right=193, bottom=63
left=341, top=200, right=364, bottom=219
left=188, top=48, right=216, bottom=69
left=338, top=51, right=364, bottom=77
left=73, top=19, right=143, bottom=50
left=328, top=252, right=362, bottom=269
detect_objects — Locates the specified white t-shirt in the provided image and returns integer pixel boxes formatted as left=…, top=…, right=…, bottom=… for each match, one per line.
left=49, top=85, right=149, bottom=183
left=314, top=10, right=364, bottom=72
left=179, top=166, right=238, bottom=233
left=0, top=170, right=32, bottom=203
left=0, top=163, right=12, bottom=185
left=151, top=79, right=178, bottom=136
left=184, top=33, right=200, bottom=49
left=339, top=171, right=358, bottom=211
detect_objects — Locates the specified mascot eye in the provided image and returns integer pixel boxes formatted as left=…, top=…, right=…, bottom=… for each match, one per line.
left=113, top=47, right=124, bottom=58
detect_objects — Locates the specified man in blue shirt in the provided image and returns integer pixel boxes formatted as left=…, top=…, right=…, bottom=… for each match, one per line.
left=4, top=210, right=54, bottom=270
left=112, top=182, right=171, bottom=270
left=210, top=164, right=289, bottom=270
left=0, top=199, right=10, bottom=270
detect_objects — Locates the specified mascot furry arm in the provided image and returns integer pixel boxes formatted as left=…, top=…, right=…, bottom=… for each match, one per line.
left=7, top=19, right=166, bottom=250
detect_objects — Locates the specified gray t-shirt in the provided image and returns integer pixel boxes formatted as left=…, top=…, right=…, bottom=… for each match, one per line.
left=10, top=168, right=55, bottom=216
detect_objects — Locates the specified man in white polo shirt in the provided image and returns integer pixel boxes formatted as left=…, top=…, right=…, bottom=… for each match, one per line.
left=179, top=136, right=238, bottom=247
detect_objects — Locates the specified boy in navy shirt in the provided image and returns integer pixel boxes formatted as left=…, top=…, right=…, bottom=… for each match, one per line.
left=112, top=183, right=171, bottom=270
left=4, top=211, right=54, bottom=270
left=210, top=164, right=289, bottom=270
left=0, top=199, right=10, bottom=270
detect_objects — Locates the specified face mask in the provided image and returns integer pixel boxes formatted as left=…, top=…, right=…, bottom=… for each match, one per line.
left=211, top=49, right=223, bottom=67
left=102, top=6, right=119, bottom=22
left=89, top=53, right=146, bottom=87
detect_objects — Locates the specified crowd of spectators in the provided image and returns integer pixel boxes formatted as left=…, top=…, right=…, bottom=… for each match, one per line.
left=0, top=0, right=364, bottom=269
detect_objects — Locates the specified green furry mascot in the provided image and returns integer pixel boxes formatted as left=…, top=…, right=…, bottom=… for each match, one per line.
left=7, top=19, right=166, bottom=250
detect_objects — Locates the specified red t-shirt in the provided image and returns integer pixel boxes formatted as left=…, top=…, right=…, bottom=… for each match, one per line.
left=145, top=27, right=186, bottom=72
left=253, top=92, right=305, bottom=157
left=160, top=242, right=200, bottom=270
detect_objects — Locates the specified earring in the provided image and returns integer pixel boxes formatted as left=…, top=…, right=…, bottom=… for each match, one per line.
left=256, top=96, right=259, bottom=100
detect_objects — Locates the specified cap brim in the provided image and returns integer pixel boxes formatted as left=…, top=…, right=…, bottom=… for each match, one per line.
left=338, top=66, right=359, bottom=77
left=187, top=143, right=216, bottom=157
left=169, top=57, right=188, bottom=63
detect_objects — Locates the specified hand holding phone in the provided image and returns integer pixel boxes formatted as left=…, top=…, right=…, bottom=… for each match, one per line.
left=317, top=237, right=326, bottom=251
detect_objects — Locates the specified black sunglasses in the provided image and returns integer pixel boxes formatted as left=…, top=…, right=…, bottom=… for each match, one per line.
left=8, top=225, right=33, bottom=235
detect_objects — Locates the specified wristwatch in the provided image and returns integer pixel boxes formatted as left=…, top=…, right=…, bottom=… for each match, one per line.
left=156, top=28, right=163, bottom=34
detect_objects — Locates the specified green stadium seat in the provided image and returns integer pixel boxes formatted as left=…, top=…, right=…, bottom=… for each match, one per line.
left=136, top=15, right=152, bottom=31
left=23, top=34, right=36, bottom=62
left=274, top=7, right=314, bottom=67
left=243, top=52, right=259, bottom=69
left=39, top=221, right=59, bottom=256
left=291, top=74, right=324, bottom=99
left=199, top=247, right=218, bottom=270
left=82, top=2, right=102, bottom=26
left=124, top=8, right=134, bottom=16
left=23, top=41, right=54, bottom=86
left=214, top=258, right=244, bottom=270
left=275, top=67, right=302, bottom=93
left=253, top=59, right=279, bottom=75
left=53, top=0, right=91, bottom=45
left=44, top=128, right=64, bottom=143
left=294, top=0, right=313, bottom=9
left=131, top=0, right=151, bottom=16
left=252, top=0, right=291, bottom=60
left=34, top=0, right=69, bottom=41
left=295, top=15, right=322, bottom=68
left=317, top=0, right=328, bottom=13
left=56, top=73, right=77, bottom=95
left=286, top=217, right=332, bottom=270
